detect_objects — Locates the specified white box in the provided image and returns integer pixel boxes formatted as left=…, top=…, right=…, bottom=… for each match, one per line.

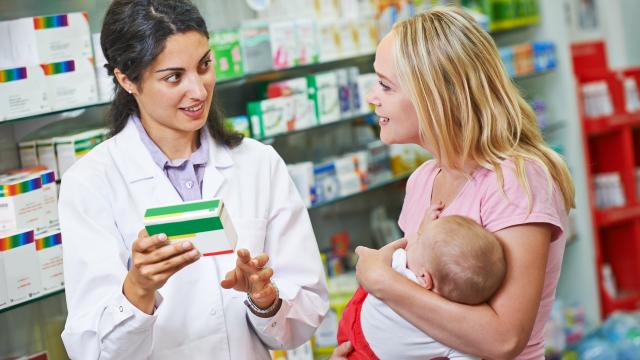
left=42, top=58, right=98, bottom=111
left=37, top=170, right=58, bottom=230
left=0, top=229, right=42, bottom=304
left=248, top=97, right=293, bottom=138
left=144, top=198, right=237, bottom=257
left=19, top=140, right=39, bottom=168
left=35, top=231, right=64, bottom=293
left=308, top=72, right=340, bottom=124
left=9, top=12, right=92, bottom=65
left=0, top=21, right=14, bottom=69
left=55, top=128, right=105, bottom=178
left=36, top=138, right=59, bottom=177
left=294, top=19, right=319, bottom=66
left=0, top=65, right=50, bottom=121
left=357, top=73, right=377, bottom=113
left=92, top=33, right=115, bottom=102
left=0, top=173, right=46, bottom=235
left=318, top=20, right=340, bottom=62
left=287, top=162, right=315, bottom=207
left=0, top=253, right=7, bottom=309
left=269, top=21, right=297, bottom=69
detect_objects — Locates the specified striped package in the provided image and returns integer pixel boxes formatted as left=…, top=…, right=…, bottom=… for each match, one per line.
left=0, top=229, right=42, bottom=306
left=144, top=198, right=238, bottom=257
left=0, top=65, right=49, bottom=121
left=35, top=231, right=63, bottom=293
left=0, top=172, right=46, bottom=235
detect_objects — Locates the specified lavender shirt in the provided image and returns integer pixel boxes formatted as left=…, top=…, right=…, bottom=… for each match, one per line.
left=132, top=116, right=208, bottom=201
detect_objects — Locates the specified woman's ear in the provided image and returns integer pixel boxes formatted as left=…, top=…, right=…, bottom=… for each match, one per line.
left=113, top=68, right=136, bottom=95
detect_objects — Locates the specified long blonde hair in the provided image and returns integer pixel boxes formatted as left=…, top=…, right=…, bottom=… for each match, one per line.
left=392, top=7, right=575, bottom=211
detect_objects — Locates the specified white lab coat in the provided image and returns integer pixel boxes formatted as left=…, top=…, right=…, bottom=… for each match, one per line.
left=59, top=120, right=329, bottom=359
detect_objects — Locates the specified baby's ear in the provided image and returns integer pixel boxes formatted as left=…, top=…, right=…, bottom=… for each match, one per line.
left=417, top=272, right=434, bottom=290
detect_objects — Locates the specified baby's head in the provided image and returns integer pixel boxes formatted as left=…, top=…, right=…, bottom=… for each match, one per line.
left=406, top=215, right=506, bottom=305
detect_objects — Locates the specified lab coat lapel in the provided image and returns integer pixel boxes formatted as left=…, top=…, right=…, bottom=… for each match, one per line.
left=112, top=120, right=182, bottom=213
left=201, top=130, right=233, bottom=200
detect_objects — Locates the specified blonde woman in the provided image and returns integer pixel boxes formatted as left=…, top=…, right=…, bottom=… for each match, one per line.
left=332, top=7, right=574, bottom=360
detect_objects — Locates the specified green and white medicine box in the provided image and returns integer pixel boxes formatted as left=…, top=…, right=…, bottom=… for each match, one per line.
left=209, top=29, right=244, bottom=80
left=144, top=198, right=237, bottom=257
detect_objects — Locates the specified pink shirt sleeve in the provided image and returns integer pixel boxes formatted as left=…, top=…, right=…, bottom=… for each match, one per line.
left=480, top=160, right=565, bottom=241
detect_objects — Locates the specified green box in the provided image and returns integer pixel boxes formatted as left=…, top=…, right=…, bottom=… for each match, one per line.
left=209, top=30, right=244, bottom=80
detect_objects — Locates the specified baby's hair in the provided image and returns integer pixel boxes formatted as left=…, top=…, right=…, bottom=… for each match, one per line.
left=426, top=215, right=506, bottom=305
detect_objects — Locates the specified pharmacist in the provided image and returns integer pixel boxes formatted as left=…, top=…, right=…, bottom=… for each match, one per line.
left=58, top=1, right=328, bottom=359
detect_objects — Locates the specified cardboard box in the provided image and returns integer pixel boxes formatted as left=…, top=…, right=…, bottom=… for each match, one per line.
left=9, top=12, right=92, bottom=65
left=144, top=198, right=237, bottom=257
left=0, top=173, right=46, bottom=235
left=55, top=128, right=105, bottom=177
left=248, top=97, right=293, bottom=138
left=18, top=140, right=39, bottom=168
left=92, top=33, right=114, bottom=102
left=35, top=231, right=64, bottom=293
left=36, top=138, right=58, bottom=177
left=269, top=21, right=297, bottom=69
left=308, top=72, right=340, bottom=124
left=240, top=21, right=272, bottom=74
left=41, top=58, right=98, bottom=111
left=0, top=65, right=49, bottom=121
left=209, top=29, right=244, bottom=80
left=0, top=229, right=42, bottom=304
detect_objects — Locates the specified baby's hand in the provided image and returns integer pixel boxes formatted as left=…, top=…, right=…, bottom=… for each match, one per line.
left=426, top=201, right=444, bottom=221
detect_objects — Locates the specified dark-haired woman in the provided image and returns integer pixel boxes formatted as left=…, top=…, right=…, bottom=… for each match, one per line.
left=58, top=1, right=328, bottom=358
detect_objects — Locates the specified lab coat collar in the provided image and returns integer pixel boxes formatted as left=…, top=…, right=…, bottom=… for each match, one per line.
left=113, top=118, right=234, bottom=202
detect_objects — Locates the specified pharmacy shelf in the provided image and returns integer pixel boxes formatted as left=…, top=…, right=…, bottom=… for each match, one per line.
left=258, top=111, right=374, bottom=142
left=489, top=16, right=540, bottom=32
left=309, top=172, right=410, bottom=210
left=0, top=53, right=375, bottom=126
left=601, top=289, right=640, bottom=316
left=0, top=100, right=111, bottom=126
left=583, top=112, right=640, bottom=136
left=0, top=288, right=64, bottom=314
left=216, top=53, right=375, bottom=88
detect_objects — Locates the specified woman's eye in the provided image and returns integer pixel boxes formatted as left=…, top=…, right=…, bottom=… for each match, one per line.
left=201, top=59, right=212, bottom=69
left=165, top=73, right=181, bottom=83
left=379, top=81, right=391, bottom=91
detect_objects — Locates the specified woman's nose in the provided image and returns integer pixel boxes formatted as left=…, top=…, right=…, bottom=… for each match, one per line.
left=366, top=88, right=380, bottom=107
left=187, top=74, right=207, bottom=100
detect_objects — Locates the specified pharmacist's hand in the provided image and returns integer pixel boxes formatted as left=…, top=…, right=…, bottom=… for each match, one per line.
left=220, top=249, right=278, bottom=309
left=330, top=341, right=353, bottom=359
left=124, top=229, right=201, bottom=314
left=355, top=238, right=407, bottom=297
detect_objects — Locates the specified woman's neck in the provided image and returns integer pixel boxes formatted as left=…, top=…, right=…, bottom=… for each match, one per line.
left=140, top=119, right=199, bottom=160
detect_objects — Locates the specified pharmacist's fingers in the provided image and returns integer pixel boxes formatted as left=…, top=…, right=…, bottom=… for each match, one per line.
left=133, top=232, right=168, bottom=253
left=251, top=253, right=270, bottom=269
left=141, top=248, right=200, bottom=275
left=236, top=249, right=253, bottom=264
left=330, top=341, right=353, bottom=359
left=250, top=267, right=274, bottom=287
left=220, top=270, right=238, bottom=289
left=141, top=241, right=194, bottom=265
left=251, top=281, right=277, bottom=301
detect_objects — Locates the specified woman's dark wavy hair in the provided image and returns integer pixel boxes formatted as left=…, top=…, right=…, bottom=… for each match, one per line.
left=100, top=0, right=243, bottom=147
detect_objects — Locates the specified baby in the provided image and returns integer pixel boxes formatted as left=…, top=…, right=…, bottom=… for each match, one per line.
left=337, top=205, right=506, bottom=359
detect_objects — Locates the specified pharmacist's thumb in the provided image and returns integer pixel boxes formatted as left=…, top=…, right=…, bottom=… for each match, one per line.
left=220, top=270, right=237, bottom=289
left=331, top=341, right=353, bottom=359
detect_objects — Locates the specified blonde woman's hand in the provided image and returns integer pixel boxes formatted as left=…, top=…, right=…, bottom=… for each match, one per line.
left=220, top=249, right=278, bottom=309
left=355, top=238, right=407, bottom=296
left=124, top=229, right=201, bottom=314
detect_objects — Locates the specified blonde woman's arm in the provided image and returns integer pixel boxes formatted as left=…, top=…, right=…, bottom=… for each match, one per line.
left=356, top=223, right=551, bottom=360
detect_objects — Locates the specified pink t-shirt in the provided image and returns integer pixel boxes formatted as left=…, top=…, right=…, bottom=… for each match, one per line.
left=398, top=159, right=569, bottom=360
